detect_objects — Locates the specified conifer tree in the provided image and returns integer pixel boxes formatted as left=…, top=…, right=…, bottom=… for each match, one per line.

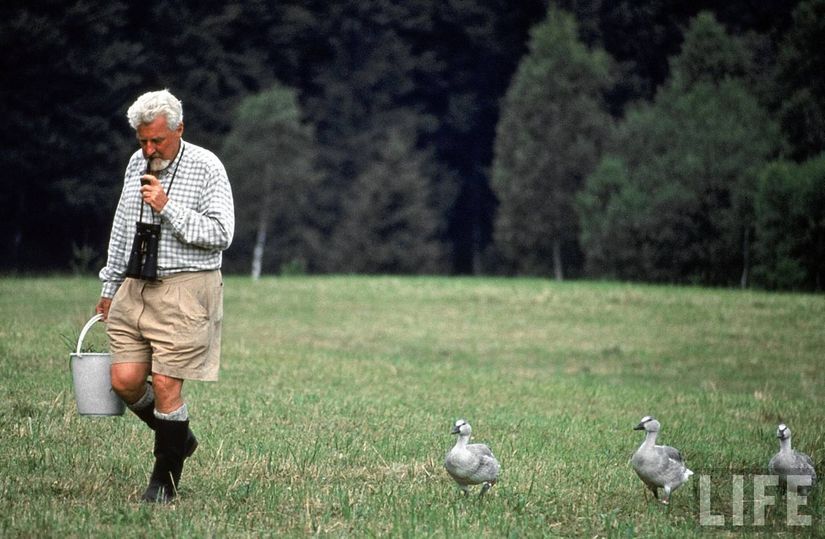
left=492, top=7, right=612, bottom=279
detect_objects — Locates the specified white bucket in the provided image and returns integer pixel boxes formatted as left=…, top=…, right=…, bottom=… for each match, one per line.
left=70, top=314, right=125, bottom=416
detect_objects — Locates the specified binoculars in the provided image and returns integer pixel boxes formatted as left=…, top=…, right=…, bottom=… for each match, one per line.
left=125, top=221, right=161, bottom=280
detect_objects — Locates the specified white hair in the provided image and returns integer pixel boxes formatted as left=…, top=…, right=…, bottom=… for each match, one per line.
left=126, top=89, right=183, bottom=130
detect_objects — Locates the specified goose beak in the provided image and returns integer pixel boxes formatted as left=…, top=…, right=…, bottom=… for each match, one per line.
left=633, top=423, right=645, bottom=431
left=451, top=426, right=460, bottom=434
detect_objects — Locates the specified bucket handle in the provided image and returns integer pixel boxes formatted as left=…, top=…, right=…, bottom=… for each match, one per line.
left=76, top=314, right=104, bottom=355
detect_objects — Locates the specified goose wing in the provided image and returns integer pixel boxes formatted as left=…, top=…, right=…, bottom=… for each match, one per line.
left=659, top=444, right=684, bottom=463
left=799, top=452, right=815, bottom=470
left=467, top=444, right=500, bottom=480
left=468, top=443, right=495, bottom=459
left=795, top=452, right=817, bottom=480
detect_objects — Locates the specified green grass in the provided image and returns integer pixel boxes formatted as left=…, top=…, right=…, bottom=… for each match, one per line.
left=0, top=276, right=823, bottom=537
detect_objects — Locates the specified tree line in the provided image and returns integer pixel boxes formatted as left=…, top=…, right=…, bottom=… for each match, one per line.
left=495, top=7, right=825, bottom=290
left=1, top=0, right=822, bottom=290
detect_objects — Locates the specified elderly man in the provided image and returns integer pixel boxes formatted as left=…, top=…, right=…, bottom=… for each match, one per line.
left=96, top=89, right=234, bottom=503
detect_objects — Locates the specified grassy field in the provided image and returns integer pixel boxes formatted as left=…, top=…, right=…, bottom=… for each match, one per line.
left=0, top=275, right=823, bottom=537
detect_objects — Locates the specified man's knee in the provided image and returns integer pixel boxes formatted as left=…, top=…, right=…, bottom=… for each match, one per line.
left=110, top=363, right=150, bottom=402
left=151, top=374, right=184, bottom=413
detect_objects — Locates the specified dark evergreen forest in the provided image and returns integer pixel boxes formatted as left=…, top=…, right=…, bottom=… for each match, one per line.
left=2, top=0, right=823, bottom=289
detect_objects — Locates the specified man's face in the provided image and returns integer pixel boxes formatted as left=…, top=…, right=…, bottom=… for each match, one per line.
left=136, top=116, right=183, bottom=171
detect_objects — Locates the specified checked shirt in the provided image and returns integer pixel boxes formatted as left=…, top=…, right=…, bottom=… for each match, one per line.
left=99, top=140, right=235, bottom=298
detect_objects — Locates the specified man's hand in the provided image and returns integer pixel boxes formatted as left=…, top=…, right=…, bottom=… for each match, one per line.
left=140, top=174, right=168, bottom=212
left=96, top=297, right=112, bottom=321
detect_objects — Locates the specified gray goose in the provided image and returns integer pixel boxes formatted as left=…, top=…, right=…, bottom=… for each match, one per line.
left=768, top=423, right=817, bottom=496
left=630, top=416, right=693, bottom=504
left=444, top=419, right=500, bottom=496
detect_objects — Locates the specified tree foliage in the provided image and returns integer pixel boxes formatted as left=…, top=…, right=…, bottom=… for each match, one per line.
left=299, top=0, right=543, bottom=274
left=577, top=12, right=783, bottom=284
left=0, top=0, right=819, bottom=290
left=330, top=125, right=447, bottom=274
left=0, top=1, right=137, bottom=271
left=752, top=155, right=825, bottom=290
left=221, top=85, right=326, bottom=276
left=491, top=7, right=613, bottom=279
left=774, top=0, right=825, bottom=160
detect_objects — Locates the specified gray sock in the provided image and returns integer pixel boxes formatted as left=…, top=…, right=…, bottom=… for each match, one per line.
left=154, top=403, right=189, bottom=422
left=128, top=382, right=154, bottom=411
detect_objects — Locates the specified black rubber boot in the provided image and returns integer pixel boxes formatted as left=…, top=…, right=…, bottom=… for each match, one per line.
left=141, top=418, right=190, bottom=503
left=131, top=403, right=198, bottom=458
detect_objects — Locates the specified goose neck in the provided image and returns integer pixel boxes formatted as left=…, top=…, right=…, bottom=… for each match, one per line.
left=642, top=430, right=658, bottom=448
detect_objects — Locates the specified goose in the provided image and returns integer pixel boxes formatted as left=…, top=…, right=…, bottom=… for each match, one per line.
left=630, top=416, right=693, bottom=505
left=444, top=419, right=500, bottom=496
left=768, top=423, right=817, bottom=496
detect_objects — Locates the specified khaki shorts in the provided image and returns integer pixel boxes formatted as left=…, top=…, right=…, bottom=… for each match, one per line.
left=107, top=270, right=223, bottom=381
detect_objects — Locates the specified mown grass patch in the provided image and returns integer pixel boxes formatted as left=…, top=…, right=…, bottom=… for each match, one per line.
left=0, top=276, right=823, bottom=537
